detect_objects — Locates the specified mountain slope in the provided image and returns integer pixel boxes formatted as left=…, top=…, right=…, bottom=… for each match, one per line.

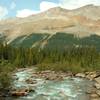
left=0, top=5, right=100, bottom=49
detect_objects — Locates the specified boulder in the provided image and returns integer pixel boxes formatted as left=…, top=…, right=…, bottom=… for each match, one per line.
left=45, top=75, right=56, bottom=80
left=94, top=83, right=100, bottom=89
left=91, top=93, right=98, bottom=99
left=25, top=79, right=37, bottom=84
left=96, top=90, right=100, bottom=96
left=95, top=77, right=100, bottom=84
left=86, top=72, right=100, bottom=80
left=75, top=73, right=85, bottom=78
left=11, top=89, right=29, bottom=96
left=90, top=93, right=100, bottom=100
left=28, top=86, right=35, bottom=92
left=86, top=75, right=93, bottom=80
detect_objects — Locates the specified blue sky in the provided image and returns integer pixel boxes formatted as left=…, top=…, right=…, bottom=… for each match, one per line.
left=0, top=0, right=100, bottom=19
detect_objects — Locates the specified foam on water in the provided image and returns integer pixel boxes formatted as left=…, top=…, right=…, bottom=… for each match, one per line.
left=12, top=69, right=93, bottom=100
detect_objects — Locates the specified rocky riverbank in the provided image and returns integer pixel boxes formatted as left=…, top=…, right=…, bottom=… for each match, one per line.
left=75, top=72, right=100, bottom=100
left=1, top=68, right=100, bottom=100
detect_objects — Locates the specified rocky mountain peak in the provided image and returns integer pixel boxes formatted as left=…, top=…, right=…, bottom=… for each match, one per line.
left=44, top=6, right=68, bottom=15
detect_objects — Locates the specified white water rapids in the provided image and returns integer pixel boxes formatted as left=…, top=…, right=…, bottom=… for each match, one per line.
left=11, top=68, right=93, bottom=100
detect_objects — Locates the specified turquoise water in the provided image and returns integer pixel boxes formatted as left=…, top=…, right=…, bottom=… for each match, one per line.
left=12, top=69, right=93, bottom=100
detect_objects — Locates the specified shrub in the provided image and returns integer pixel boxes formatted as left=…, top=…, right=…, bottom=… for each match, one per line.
left=0, top=72, right=11, bottom=89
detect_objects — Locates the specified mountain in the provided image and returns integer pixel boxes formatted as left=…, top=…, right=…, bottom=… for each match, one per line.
left=0, top=5, right=100, bottom=49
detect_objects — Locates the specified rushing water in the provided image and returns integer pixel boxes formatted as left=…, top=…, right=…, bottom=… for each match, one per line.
left=10, top=69, right=93, bottom=100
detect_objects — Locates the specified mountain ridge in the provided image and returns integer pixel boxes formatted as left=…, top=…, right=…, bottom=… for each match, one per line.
left=0, top=4, right=100, bottom=45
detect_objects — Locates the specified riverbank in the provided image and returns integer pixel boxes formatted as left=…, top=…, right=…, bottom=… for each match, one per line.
left=8, top=68, right=100, bottom=100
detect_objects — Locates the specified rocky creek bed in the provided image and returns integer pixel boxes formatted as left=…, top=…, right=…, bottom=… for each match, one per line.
left=1, top=68, right=100, bottom=100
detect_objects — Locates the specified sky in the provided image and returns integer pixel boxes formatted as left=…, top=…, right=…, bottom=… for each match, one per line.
left=0, top=0, right=100, bottom=19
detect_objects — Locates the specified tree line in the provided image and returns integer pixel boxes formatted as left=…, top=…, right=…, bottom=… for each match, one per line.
left=0, top=43, right=100, bottom=72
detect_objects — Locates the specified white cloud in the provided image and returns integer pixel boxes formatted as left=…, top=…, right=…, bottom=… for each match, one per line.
left=16, top=9, right=39, bottom=18
left=16, top=0, right=100, bottom=18
left=59, top=0, right=100, bottom=9
left=40, top=0, right=100, bottom=11
left=10, top=2, right=16, bottom=9
left=0, top=6, right=8, bottom=19
left=16, top=1, right=58, bottom=18
left=40, top=1, right=58, bottom=11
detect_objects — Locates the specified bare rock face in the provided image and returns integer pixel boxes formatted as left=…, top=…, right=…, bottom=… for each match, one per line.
left=0, top=5, right=100, bottom=43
